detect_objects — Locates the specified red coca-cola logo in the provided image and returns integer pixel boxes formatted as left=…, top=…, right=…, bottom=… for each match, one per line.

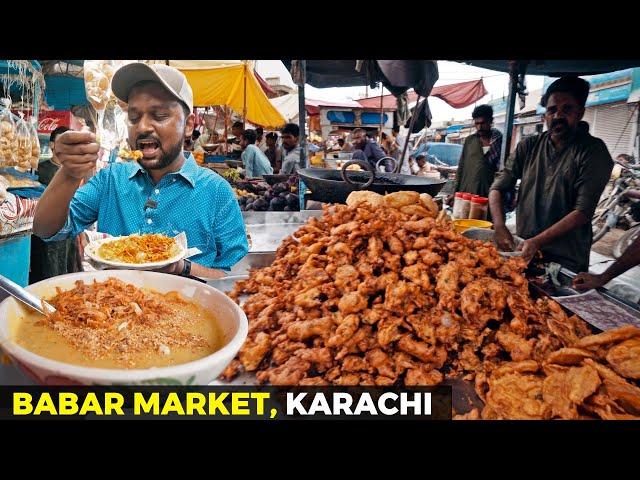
left=38, top=117, right=61, bottom=132
left=37, top=111, right=73, bottom=134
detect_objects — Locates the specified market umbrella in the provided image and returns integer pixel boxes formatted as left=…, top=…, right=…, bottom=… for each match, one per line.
left=153, top=61, right=286, bottom=129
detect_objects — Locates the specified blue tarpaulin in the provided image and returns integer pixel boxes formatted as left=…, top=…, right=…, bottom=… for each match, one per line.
left=445, top=124, right=465, bottom=133
left=44, top=75, right=89, bottom=109
left=536, top=68, right=639, bottom=114
left=327, top=111, right=356, bottom=123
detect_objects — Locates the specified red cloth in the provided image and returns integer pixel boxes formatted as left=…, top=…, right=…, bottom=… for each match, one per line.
left=254, top=70, right=276, bottom=96
left=355, top=79, right=488, bottom=110
left=430, top=79, right=488, bottom=108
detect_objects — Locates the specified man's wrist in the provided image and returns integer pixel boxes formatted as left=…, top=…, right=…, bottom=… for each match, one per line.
left=59, top=166, right=84, bottom=184
left=181, top=258, right=192, bottom=276
left=600, top=270, right=614, bottom=285
left=531, top=234, right=545, bottom=248
left=170, top=259, right=185, bottom=275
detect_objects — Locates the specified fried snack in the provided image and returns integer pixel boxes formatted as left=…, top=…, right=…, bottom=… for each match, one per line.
left=545, top=347, right=595, bottom=366
left=606, top=338, right=640, bottom=379
left=575, top=325, right=640, bottom=349
left=482, top=327, right=640, bottom=419
left=542, top=365, right=600, bottom=419
left=482, top=372, right=550, bottom=420
left=97, top=234, right=180, bottom=264
left=224, top=191, right=639, bottom=419
left=346, top=191, right=384, bottom=208
left=383, top=191, right=420, bottom=209
left=223, top=191, right=596, bottom=394
left=118, top=147, right=144, bottom=161
left=419, top=193, right=438, bottom=217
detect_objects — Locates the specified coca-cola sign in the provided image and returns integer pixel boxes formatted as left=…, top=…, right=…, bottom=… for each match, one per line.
left=37, top=111, right=72, bottom=134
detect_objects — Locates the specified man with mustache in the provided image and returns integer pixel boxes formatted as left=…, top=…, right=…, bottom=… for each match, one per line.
left=452, top=104, right=502, bottom=199
left=33, top=63, right=248, bottom=279
left=489, top=76, right=613, bottom=273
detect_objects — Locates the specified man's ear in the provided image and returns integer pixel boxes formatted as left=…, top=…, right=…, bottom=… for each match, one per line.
left=184, top=113, right=195, bottom=137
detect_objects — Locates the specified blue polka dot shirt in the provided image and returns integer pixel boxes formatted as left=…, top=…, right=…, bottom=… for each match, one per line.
left=43, top=154, right=249, bottom=271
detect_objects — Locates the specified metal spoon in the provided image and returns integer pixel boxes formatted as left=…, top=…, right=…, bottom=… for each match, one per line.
left=0, top=274, right=56, bottom=316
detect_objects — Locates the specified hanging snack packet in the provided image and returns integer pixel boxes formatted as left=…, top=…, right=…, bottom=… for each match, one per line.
left=14, top=115, right=33, bottom=171
left=0, top=105, right=18, bottom=168
left=28, top=120, right=41, bottom=170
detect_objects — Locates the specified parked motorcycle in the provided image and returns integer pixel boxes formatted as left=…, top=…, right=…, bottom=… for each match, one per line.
left=592, top=161, right=640, bottom=243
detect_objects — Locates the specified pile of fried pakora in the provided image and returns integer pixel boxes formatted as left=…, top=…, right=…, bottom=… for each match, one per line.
left=221, top=190, right=640, bottom=419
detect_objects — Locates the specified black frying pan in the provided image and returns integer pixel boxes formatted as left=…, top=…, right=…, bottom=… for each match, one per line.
left=298, top=159, right=446, bottom=204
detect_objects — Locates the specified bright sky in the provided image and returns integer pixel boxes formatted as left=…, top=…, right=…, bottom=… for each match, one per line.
left=255, top=60, right=545, bottom=122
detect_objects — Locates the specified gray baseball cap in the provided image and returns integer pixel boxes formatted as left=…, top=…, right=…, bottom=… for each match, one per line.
left=111, top=62, right=193, bottom=113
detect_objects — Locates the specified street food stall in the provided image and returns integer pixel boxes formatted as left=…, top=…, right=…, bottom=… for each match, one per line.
left=1, top=60, right=639, bottom=421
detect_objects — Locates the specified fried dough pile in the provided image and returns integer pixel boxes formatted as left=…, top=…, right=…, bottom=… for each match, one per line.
left=220, top=190, right=640, bottom=418
left=467, top=325, right=640, bottom=420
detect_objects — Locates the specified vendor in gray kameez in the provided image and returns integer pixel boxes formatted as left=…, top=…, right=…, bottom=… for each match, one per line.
left=489, top=76, right=613, bottom=273
left=452, top=104, right=503, bottom=198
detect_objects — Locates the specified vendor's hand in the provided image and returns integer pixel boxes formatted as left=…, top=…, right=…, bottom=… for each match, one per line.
left=154, top=259, right=184, bottom=275
left=494, top=225, right=515, bottom=251
left=446, top=194, right=455, bottom=207
left=56, top=129, right=100, bottom=180
left=573, top=272, right=607, bottom=291
left=518, top=237, right=541, bottom=263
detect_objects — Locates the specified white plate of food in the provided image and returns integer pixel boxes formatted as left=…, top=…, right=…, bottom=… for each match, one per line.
left=85, top=233, right=188, bottom=270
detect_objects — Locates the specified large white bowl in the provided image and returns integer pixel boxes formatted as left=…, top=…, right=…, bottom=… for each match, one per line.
left=0, top=270, right=248, bottom=385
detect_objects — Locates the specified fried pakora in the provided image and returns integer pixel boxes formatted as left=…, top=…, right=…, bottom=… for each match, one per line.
left=221, top=191, right=640, bottom=418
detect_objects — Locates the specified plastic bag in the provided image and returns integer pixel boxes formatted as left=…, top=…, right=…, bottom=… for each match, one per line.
left=0, top=105, right=18, bottom=168
left=84, top=60, right=116, bottom=155
left=0, top=175, right=9, bottom=203
left=14, top=115, right=33, bottom=171
left=84, top=60, right=115, bottom=112
left=28, top=120, right=41, bottom=170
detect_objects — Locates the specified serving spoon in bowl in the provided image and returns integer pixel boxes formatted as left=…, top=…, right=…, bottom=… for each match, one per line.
left=0, top=274, right=56, bottom=316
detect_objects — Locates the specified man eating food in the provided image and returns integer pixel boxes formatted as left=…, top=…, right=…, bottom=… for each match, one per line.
left=33, top=62, right=249, bottom=279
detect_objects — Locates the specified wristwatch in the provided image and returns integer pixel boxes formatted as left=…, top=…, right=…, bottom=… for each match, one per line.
left=180, top=259, right=192, bottom=277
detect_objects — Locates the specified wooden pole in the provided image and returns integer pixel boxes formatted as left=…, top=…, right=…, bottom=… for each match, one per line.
left=223, top=105, right=228, bottom=155
left=242, top=62, right=248, bottom=129
left=399, top=95, right=421, bottom=173
left=500, top=63, right=519, bottom=170
left=297, top=60, right=307, bottom=168
left=212, top=107, right=219, bottom=139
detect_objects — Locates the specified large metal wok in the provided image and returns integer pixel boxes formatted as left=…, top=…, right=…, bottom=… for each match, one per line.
left=298, top=158, right=447, bottom=204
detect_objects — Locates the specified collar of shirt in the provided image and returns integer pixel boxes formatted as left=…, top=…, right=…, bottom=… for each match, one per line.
left=128, top=153, right=198, bottom=188
left=544, top=131, right=578, bottom=161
